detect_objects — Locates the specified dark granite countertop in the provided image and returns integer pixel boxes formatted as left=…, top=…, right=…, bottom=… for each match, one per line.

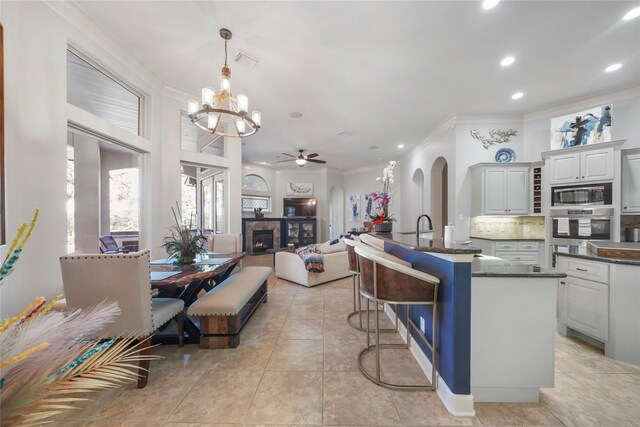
left=373, top=233, right=482, bottom=255
left=470, top=236, right=545, bottom=241
left=553, top=251, right=640, bottom=266
left=471, top=255, right=566, bottom=278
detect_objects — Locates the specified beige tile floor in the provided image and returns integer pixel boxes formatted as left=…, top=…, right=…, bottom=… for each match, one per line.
left=54, top=255, right=640, bottom=427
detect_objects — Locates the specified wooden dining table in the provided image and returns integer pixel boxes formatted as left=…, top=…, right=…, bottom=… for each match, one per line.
left=150, top=251, right=245, bottom=345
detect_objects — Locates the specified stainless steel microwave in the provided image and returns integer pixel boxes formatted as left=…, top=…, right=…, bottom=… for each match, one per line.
left=551, top=183, right=612, bottom=206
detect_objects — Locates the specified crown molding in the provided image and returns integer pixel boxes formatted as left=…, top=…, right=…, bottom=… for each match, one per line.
left=523, top=85, right=640, bottom=122
left=274, top=168, right=326, bottom=175
left=163, top=85, right=197, bottom=102
left=341, top=161, right=398, bottom=176
left=44, top=0, right=164, bottom=91
left=405, top=114, right=457, bottom=160
left=455, top=114, right=523, bottom=124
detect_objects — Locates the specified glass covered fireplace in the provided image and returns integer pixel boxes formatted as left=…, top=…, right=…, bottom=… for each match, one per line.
left=252, top=229, right=274, bottom=253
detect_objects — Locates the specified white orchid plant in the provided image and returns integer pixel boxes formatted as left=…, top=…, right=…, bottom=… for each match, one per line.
left=371, top=160, right=396, bottom=223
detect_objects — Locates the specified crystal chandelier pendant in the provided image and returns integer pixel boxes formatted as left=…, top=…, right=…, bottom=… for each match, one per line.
left=187, top=28, right=261, bottom=138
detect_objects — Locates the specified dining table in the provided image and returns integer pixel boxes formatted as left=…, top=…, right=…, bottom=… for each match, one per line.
left=150, top=251, right=245, bottom=345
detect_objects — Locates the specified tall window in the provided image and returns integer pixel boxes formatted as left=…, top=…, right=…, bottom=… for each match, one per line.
left=67, top=48, right=143, bottom=136
left=181, top=164, right=225, bottom=233
left=67, top=130, right=141, bottom=253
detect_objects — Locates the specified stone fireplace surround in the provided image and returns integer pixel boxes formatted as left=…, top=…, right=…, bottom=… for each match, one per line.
left=243, top=218, right=283, bottom=254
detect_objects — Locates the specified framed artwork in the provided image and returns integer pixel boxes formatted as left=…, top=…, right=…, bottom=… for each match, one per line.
left=349, top=195, right=360, bottom=221
left=363, top=193, right=374, bottom=220
left=550, top=104, right=612, bottom=150
left=286, top=182, right=313, bottom=196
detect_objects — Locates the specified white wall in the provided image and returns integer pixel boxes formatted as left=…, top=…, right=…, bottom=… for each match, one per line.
left=343, top=163, right=403, bottom=233
left=0, top=2, right=241, bottom=316
left=275, top=169, right=327, bottom=240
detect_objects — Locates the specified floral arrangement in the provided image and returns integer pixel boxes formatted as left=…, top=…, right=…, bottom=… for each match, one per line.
left=1, top=209, right=156, bottom=425
left=371, top=160, right=397, bottom=224
left=162, top=202, right=207, bottom=265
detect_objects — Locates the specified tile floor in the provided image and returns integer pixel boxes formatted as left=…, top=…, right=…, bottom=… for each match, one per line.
left=55, top=256, right=640, bottom=427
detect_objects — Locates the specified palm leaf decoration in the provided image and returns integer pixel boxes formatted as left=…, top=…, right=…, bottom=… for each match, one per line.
left=3, top=334, right=160, bottom=426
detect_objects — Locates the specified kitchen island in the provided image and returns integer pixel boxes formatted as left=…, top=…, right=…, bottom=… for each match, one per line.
left=370, top=233, right=564, bottom=414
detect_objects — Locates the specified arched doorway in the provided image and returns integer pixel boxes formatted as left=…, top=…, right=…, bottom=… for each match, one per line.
left=411, top=168, right=425, bottom=222
left=430, top=157, right=448, bottom=240
left=329, top=186, right=344, bottom=240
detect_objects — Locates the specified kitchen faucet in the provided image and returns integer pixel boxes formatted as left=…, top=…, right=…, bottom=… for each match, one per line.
left=416, top=214, right=433, bottom=240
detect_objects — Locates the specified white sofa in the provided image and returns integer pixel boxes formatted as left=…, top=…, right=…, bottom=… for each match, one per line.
left=275, top=243, right=351, bottom=287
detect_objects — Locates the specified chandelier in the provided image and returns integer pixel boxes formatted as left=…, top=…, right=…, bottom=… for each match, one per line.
left=187, top=28, right=261, bottom=138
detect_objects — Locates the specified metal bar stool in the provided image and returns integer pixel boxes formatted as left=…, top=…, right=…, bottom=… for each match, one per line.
left=355, top=245, right=440, bottom=390
left=345, top=239, right=402, bottom=333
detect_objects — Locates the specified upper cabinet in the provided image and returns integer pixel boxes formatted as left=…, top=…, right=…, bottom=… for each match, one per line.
left=542, top=140, right=626, bottom=186
left=622, top=149, right=640, bottom=213
left=548, top=147, right=614, bottom=185
left=471, top=164, right=530, bottom=215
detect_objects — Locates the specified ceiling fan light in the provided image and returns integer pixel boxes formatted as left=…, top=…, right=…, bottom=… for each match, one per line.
left=207, top=112, right=218, bottom=130
left=187, top=99, right=199, bottom=115
left=251, top=110, right=261, bottom=126
left=202, top=87, right=214, bottom=107
left=237, top=94, right=248, bottom=113
left=296, top=158, right=307, bottom=166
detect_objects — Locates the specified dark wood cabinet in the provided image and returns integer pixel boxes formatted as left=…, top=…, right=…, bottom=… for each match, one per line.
left=285, top=219, right=316, bottom=248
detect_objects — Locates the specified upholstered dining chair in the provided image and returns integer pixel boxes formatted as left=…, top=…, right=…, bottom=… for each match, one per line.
left=59, top=250, right=184, bottom=388
left=208, top=233, right=242, bottom=253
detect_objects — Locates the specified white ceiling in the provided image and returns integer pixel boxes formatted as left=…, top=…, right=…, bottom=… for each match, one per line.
left=74, top=1, right=640, bottom=170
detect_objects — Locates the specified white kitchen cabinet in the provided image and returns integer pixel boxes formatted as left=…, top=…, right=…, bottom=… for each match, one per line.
left=472, top=164, right=530, bottom=215
left=471, top=238, right=543, bottom=266
left=561, top=275, right=609, bottom=341
left=548, top=147, right=614, bottom=185
left=557, top=256, right=609, bottom=342
left=622, top=149, right=640, bottom=213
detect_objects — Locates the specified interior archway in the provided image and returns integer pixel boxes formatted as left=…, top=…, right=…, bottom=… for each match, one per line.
left=411, top=168, right=425, bottom=223
left=329, top=185, right=344, bottom=240
left=430, top=157, right=449, bottom=240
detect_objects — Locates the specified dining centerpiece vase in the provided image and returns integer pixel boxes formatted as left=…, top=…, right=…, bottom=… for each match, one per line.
left=370, top=161, right=396, bottom=233
left=162, top=203, right=207, bottom=265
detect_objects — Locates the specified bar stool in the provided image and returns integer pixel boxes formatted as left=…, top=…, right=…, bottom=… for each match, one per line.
left=345, top=239, right=405, bottom=333
left=355, top=245, right=440, bottom=390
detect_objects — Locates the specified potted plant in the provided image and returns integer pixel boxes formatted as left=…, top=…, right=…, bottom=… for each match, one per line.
left=161, top=203, right=207, bottom=265
left=370, top=160, right=397, bottom=233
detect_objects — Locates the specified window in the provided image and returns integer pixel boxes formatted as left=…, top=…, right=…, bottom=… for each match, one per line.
left=242, top=174, right=270, bottom=192
left=67, top=129, right=141, bottom=253
left=181, top=168, right=197, bottom=226
left=180, top=163, right=225, bottom=233
left=215, top=179, right=225, bottom=234
left=242, top=195, right=271, bottom=212
left=241, top=174, right=271, bottom=212
left=181, top=112, right=224, bottom=157
left=109, top=168, right=139, bottom=232
left=67, top=49, right=143, bottom=136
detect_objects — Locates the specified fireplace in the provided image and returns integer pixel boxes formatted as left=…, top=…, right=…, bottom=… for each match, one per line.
left=252, top=229, right=274, bottom=253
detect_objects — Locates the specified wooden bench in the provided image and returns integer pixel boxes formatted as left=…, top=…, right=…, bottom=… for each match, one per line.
left=187, top=266, right=271, bottom=349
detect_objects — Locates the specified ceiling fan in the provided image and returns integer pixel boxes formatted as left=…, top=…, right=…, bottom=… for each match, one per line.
left=278, top=149, right=327, bottom=167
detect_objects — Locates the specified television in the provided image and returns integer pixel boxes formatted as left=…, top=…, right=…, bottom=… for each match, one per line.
left=283, top=197, right=317, bottom=217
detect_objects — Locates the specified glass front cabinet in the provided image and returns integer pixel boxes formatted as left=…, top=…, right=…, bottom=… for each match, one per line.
left=285, top=219, right=316, bottom=248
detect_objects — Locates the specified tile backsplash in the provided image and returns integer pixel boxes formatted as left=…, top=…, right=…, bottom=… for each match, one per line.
left=470, top=216, right=545, bottom=239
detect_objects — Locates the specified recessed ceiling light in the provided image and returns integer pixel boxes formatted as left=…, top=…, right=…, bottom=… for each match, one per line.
left=482, top=0, right=500, bottom=10
left=397, top=144, right=405, bottom=149
left=605, top=63, right=622, bottom=73
left=259, top=161, right=269, bottom=165
left=289, top=112, right=303, bottom=118
left=511, top=92, right=524, bottom=100
left=623, top=6, right=640, bottom=21
left=378, top=157, right=383, bottom=161
left=369, top=146, right=379, bottom=150
left=500, top=56, right=515, bottom=67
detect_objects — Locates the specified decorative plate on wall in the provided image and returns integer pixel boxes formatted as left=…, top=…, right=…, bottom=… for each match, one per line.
left=495, top=148, right=516, bottom=163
